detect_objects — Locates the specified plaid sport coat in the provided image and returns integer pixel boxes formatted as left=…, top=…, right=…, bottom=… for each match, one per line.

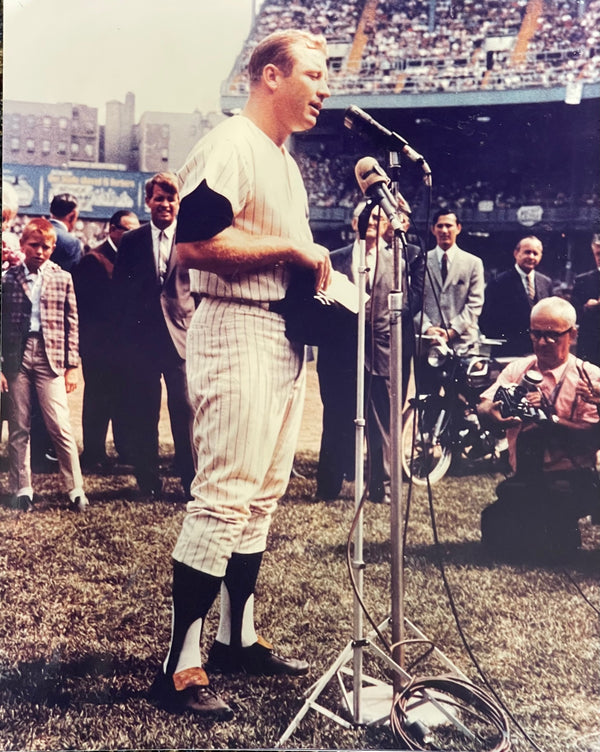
left=1, top=261, right=79, bottom=378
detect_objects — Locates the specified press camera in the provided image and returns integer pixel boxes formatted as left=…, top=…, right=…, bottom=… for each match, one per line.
left=494, top=370, right=549, bottom=422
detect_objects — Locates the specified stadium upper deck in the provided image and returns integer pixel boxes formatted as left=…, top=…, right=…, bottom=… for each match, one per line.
left=220, top=0, right=600, bottom=110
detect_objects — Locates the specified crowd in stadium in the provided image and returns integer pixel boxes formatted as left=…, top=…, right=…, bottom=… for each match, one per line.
left=226, top=0, right=600, bottom=96
left=294, top=151, right=599, bottom=214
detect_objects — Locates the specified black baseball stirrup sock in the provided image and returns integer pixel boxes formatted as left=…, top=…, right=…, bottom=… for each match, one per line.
left=223, top=551, right=264, bottom=649
left=164, top=559, right=222, bottom=677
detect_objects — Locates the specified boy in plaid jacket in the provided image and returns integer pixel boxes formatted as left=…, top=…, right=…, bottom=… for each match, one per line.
left=1, top=218, right=88, bottom=512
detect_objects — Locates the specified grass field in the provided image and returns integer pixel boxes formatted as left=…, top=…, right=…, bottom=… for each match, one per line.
left=1, top=361, right=599, bottom=752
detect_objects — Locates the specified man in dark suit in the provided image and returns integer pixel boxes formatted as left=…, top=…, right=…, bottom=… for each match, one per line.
left=316, top=199, right=423, bottom=503
left=112, top=173, right=196, bottom=499
left=49, top=193, right=83, bottom=273
left=572, top=232, right=600, bottom=366
left=1, top=218, right=88, bottom=512
left=72, top=210, right=140, bottom=471
left=480, top=235, right=553, bottom=356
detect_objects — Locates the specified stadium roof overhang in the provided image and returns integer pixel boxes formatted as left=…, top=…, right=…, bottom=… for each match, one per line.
left=220, top=82, right=600, bottom=114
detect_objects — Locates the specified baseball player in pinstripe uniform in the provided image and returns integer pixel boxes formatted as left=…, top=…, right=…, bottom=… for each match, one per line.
left=149, top=29, right=332, bottom=720
left=1, top=218, right=88, bottom=512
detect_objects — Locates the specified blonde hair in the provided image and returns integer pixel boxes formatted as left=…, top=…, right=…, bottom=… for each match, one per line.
left=248, top=30, right=327, bottom=85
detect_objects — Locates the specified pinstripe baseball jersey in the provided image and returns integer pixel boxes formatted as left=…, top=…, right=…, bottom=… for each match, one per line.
left=176, top=115, right=312, bottom=302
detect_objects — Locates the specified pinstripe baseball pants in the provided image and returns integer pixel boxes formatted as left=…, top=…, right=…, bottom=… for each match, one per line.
left=173, top=297, right=305, bottom=577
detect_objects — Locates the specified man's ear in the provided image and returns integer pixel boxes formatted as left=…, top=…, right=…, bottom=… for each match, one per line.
left=66, top=209, right=78, bottom=229
left=263, top=63, right=281, bottom=91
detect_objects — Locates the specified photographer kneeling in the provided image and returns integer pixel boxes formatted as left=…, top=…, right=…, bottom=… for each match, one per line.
left=478, top=297, right=600, bottom=561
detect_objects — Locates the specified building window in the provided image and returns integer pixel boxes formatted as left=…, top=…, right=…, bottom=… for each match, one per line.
left=42, top=140, right=51, bottom=154
left=57, top=141, right=67, bottom=155
left=43, top=116, right=52, bottom=128
left=59, top=117, right=68, bottom=129
left=84, top=143, right=94, bottom=158
left=10, top=137, right=20, bottom=151
left=26, top=139, right=35, bottom=152
left=71, top=142, right=80, bottom=155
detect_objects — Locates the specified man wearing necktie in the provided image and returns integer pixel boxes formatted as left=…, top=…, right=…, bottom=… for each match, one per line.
left=572, top=233, right=600, bottom=366
left=418, top=209, right=485, bottom=352
left=480, top=235, right=553, bottom=356
left=112, top=173, right=196, bottom=499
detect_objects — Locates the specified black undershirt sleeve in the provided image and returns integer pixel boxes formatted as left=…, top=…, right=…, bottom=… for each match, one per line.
left=176, top=179, right=234, bottom=243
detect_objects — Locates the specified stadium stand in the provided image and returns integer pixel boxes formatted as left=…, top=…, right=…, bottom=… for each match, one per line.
left=226, top=0, right=600, bottom=95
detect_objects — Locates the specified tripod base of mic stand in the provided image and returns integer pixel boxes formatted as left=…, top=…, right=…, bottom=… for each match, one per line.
left=276, top=617, right=469, bottom=747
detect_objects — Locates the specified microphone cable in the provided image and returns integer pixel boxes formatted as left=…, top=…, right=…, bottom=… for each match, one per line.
left=391, top=470, right=549, bottom=752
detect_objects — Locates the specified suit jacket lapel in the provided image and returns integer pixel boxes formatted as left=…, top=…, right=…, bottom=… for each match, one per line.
left=428, top=250, right=443, bottom=290
left=164, top=233, right=176, bottom=282
left=443, top=248, right=462, bottom=289
left=15, top=265, right=32, bottom=300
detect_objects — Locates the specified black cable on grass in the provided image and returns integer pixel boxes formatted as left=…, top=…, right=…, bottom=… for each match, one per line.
left=390, top=674, right=511, bottom=751
left=414, top=473, right=548, bottom=752
left=560, top=567, right=600, bottom=617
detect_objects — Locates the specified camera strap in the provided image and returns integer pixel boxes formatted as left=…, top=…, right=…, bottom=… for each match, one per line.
left=539, top=360, right=571, bottom=416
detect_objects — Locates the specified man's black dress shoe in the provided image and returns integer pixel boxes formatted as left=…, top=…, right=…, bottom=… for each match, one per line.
left=206, top=637, right=309, bottom=676
left=149, top=669, right=233, bottom=721
left=11, top=494, right=33, bottom=512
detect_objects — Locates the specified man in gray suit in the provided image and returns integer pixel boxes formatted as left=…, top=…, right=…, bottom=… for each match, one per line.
left=317, top=199, right=423, bottom=503
left=418, top=209, right=485, bottom=350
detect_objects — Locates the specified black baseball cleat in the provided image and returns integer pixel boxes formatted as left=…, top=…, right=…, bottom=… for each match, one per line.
left=149, top=669, right=234, bottom=721
left=206, top=637, right=309, bottom=676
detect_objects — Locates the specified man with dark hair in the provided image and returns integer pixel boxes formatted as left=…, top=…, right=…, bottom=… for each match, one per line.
left=418, top=209, right=485, bottom=350
left=480, top=235, right=553, bottom=355
left=49, top=193, right=83, bottom=272
left=72, top=210, right=140, bottom=470
left=572, top=232, right=600, bottom=366
left=1, top=218, right=88, bottom=512
left=149, top=29, right=331, bottom=720
left=112, top=174, right=195, bottom=500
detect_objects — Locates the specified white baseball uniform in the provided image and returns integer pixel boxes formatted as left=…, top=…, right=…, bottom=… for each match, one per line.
left=173, top=115, right=311, bottom=577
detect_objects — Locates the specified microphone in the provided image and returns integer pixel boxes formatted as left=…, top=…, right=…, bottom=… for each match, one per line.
left=354, top=156, right=404, bottom=234
left=345, top=105, right=432, bottom=186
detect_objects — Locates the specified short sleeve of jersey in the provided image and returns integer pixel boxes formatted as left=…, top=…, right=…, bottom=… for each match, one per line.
left=176, top=127, right=252, bottom=243
left=176, top=180, right=234, bottom=243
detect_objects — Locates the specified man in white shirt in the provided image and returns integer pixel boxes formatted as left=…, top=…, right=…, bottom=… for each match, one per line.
left=480, top=235, right=553, bottom=355
left=72, top=210, right=140, bottom=471
left=418, top=209, right=485, bottom=349
left=112, top=174, right=195, bottom=500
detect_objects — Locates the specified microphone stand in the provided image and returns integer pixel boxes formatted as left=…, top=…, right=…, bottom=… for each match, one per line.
left=277, top=154, right=468, bottom=748
left=386, top=151, right=406, bottom=689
